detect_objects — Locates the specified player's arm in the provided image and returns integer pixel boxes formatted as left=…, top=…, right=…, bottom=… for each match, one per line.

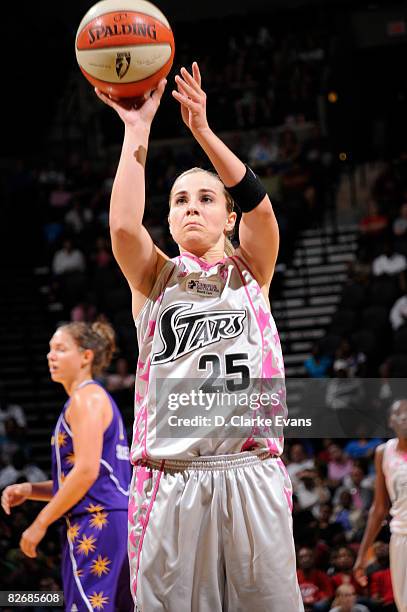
left=354, top=445, right=390, bottom=584
left=28, top=481, right=54, bottom=501
left=1, top=481, right=54, bottom=515
left=19, top=387, right=110, bottom=557
left=172, top=62, right=279, bottom=286
left=95, top=83, right=169, bottom=307
left=31, top=387, right=108, bottom=529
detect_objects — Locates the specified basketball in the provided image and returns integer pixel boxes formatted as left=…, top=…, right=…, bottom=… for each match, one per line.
left=75, top=0, right=175, bottom=98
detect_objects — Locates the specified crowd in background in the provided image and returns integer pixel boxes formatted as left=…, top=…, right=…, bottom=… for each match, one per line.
left=1, top=9, right=406, bottom=612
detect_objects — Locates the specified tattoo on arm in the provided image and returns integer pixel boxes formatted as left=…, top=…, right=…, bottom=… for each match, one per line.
left=133, top=145, right=147, bottom=167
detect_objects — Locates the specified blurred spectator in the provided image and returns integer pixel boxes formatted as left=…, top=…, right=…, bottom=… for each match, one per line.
left=359, top=200, right=388, bottom=239
left=52, top=239, right=86, bottom=276
left=278, top=129, right=301, bottom=164
left=366, top=541, right=390, bottom=575
left=91, top=236, right=113, bottom=269
left=343, top=439, right=382, bottom=460
left=296, top=468, right=331, bottom=512
left=329, top=547, right=366, bottom=596
left=392, top=202, right=407, bottom=238
left=326, top=444, right=353, bottom=488
left=0, top=387, right=26, bottom=437
left=317, top=503, right=346, bottom=548
left=389, top=291, right=407, bottom=331
left=329, top=584, right=369, bottom=612
left=234, top=73, right=258, bottom=127
left=325, top=361, right=365, bottom=412
left=0, top=418, right=26, bottom=464
left=0, top=451, right=47, bottom=489
left=372, top=241, right=407, bottom=277
left=258, top=163, right=284, bottom=204
left=105, top=358, right=135, bottom=393
left=334, top=340, right=367, bottom=378
left=368, top=542, right=396, bottom=610
left=332, top=490, right=365, bottom=542
left=64, top=199, right=93, bottom=235
left=304, top=343, right=332, bottom=378
left=49, top=180, right=72, bottom=209
left=297, top=546, right=333, bottom=611
left=248, top=132, right=278, bottom=169
left=333, top=462, right=373, bottom=512
left=317, top=439, right=335, bottom=463
left=70, top=299, right=97, bottom=323
left=287, top=443, right=315, bottom=490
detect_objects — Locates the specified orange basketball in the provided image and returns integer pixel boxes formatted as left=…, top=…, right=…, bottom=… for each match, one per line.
left=75, top=0, right=175, bottom=98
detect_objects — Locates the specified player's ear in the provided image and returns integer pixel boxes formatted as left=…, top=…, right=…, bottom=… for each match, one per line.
left=81, top=348, right=94, bottom=369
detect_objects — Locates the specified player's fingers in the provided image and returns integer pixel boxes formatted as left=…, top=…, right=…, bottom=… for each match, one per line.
left=180, top=66, right=202, bottom=93
left=151, top=78, right=167, bottom=103
left=1, top=490, right=10, bottom=514
left=94, top=88, right=115, bottom=108
left=172, top=90, right=198, bottom=111
left=175, top=76, right=201, bottom=102
left=192, top=62, right=202, bottom=87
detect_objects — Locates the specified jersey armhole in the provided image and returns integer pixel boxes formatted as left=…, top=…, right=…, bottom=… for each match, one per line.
left=134, top=259, right=176, bottom=327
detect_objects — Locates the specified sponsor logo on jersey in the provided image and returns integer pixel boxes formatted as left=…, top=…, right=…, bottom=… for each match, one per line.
left=185, top=277, right=222, bottom=297
left=152, top=303, right=246, bottom=364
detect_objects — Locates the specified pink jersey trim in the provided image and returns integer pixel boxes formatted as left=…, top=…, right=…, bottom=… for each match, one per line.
left=231, top=255, right=265, bottom=377
left=181, top=252, right=227, bottom=270
left=234, top=254, right=258, bottom=284
left=138, top=264, right=176, bottom=461
left=134, top=460, right=165, bottom=594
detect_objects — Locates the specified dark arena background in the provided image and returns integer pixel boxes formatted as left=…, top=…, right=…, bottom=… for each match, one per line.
left=1, top=0, right=407, bottom=610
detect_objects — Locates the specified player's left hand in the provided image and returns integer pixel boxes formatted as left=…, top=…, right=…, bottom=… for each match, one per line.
left=20, top=519, right=47, bottom=558
left=172, top=62, right=209, bottom=135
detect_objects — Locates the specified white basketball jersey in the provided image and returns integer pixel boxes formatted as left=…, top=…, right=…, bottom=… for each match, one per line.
left=131, top=252, right=286, bottom=462
left=382, top=438, right=407, bottom=534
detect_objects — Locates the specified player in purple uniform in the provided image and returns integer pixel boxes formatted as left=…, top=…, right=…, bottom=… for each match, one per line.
left=1, top=321, right=132, bottom=612
left=95, top=63, right=303, bottom=610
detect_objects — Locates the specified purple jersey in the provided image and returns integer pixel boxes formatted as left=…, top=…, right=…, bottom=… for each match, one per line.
left=51, top=381, right=130, bottom=516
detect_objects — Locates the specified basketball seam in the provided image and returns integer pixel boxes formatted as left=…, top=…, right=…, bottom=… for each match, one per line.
left=77, top=43, right=172, bottom=52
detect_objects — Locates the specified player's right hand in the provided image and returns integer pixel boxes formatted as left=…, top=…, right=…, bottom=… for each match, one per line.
left=94, top=78, right=167, bottom=130
left=353, top=560, right=368, bottom=587
left=1, top=482, right=31, bottom=515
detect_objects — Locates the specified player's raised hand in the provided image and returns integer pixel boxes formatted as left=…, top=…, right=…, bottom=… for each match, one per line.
left=1, top=483, right=32, bottom=515
left=94, top=78, right=167, bottom=130
left=172, top=62, right=209, bottom=135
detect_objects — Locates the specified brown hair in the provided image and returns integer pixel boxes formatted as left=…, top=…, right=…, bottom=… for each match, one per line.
left=169, top=167, right=236, bottom=256
left=60, top=320, right=116, bottom=377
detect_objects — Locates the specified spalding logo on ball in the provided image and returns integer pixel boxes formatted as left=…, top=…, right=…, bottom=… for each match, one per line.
left=75, top=0, right=175, bottom=98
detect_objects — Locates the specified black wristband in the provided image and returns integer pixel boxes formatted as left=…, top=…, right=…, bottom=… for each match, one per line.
left=226, top=164, right=267, bottom=213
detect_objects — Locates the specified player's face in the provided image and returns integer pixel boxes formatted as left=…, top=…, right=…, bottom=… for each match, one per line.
left=47, top=329, right=85, bottom=383
left=390, top=400, right=407, bottom=438
left=168, top=172, right=235, bottom=253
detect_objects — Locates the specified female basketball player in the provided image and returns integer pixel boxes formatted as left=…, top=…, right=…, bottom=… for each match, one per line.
left=95, top=62, right=303, bottom=611
left=1, top=321, right=132, bottom=612
left=354, top=399, right=407, bottom=612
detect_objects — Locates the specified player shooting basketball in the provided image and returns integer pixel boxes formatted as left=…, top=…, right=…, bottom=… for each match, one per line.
left=95, top=62, right=304, bottom=611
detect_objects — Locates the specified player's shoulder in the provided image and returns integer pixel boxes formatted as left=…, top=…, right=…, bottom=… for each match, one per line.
left=375, top=442, right=389, bottom=462
left=73, top=382, right=109, bottom=406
